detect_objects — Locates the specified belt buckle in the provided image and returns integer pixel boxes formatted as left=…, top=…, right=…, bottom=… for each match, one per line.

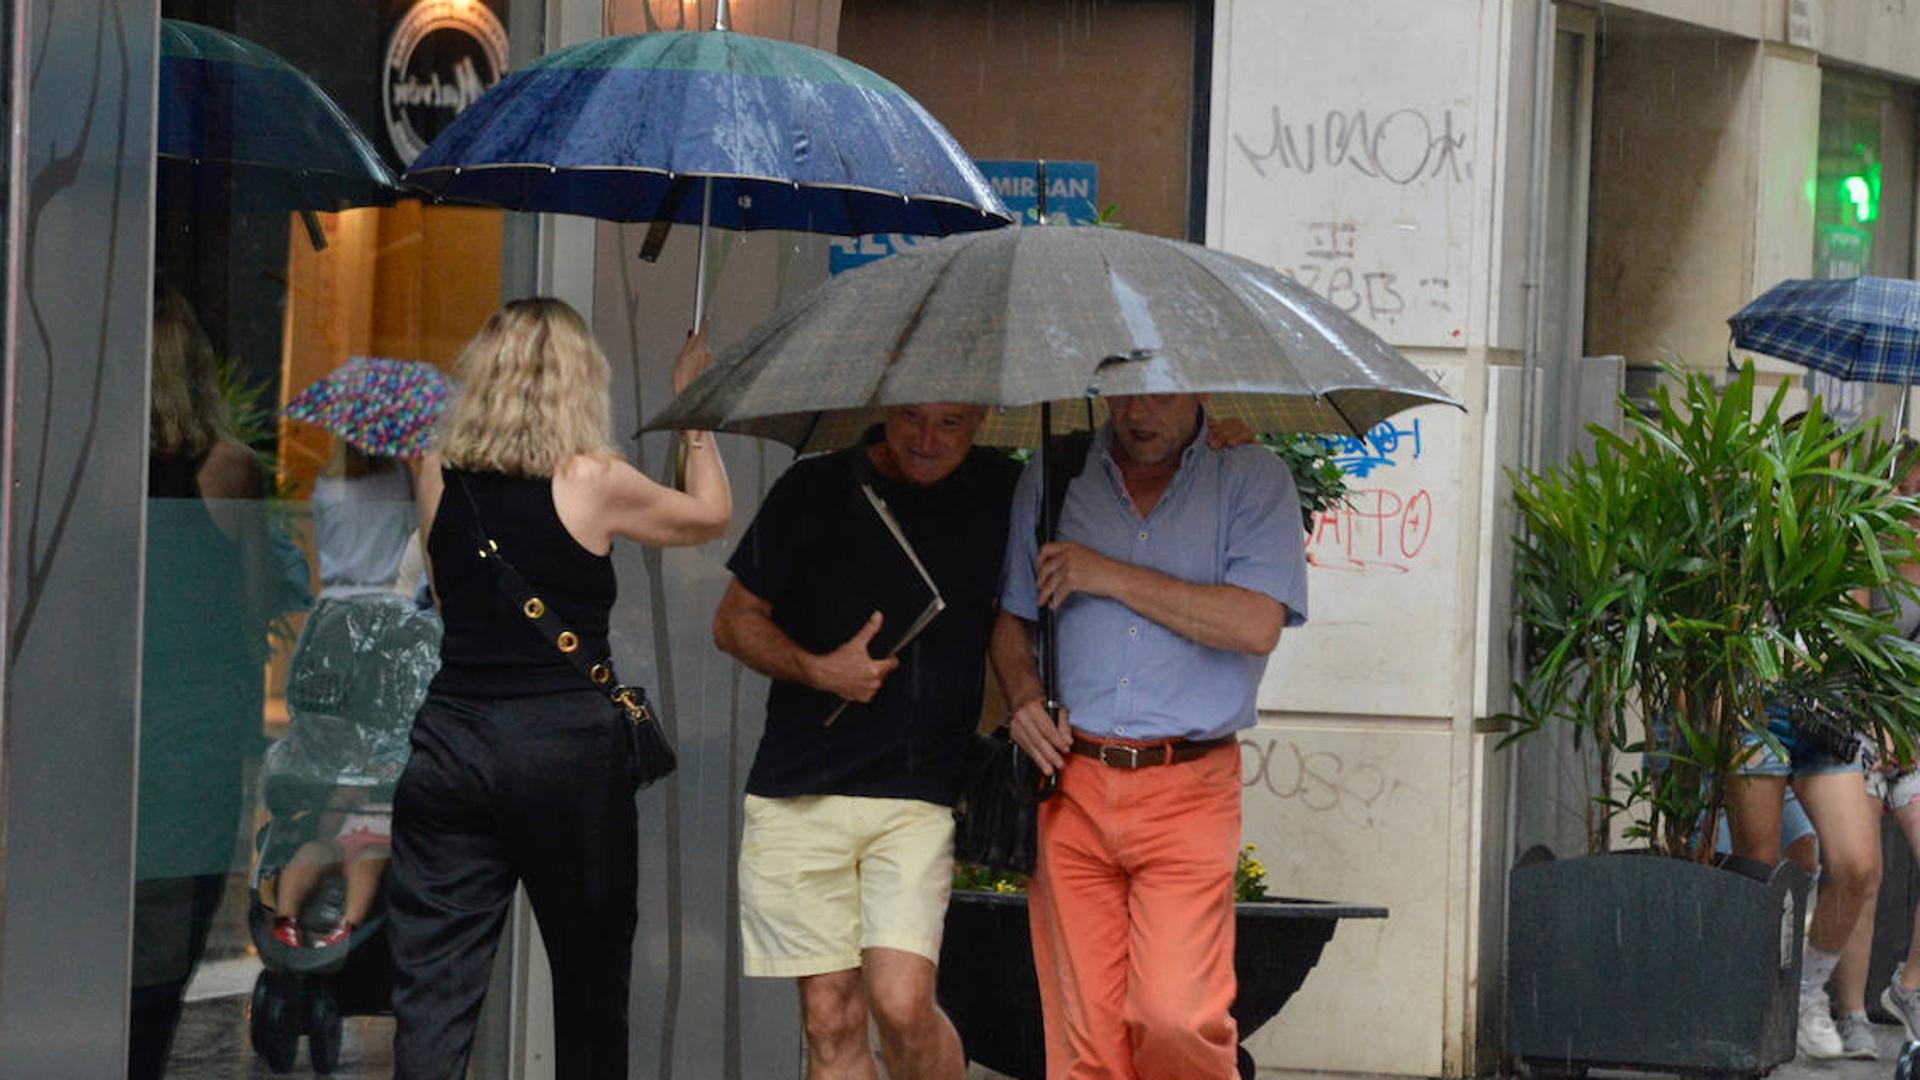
left=1098, top=743, right=1141, bottom=769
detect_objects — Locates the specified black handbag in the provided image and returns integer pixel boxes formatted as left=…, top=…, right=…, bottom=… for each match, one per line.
left=951, top=431, right=1093, bottom=874
left=953, top=728, right=1047, bottom=874
left=451, top=473, right=677, bottom=787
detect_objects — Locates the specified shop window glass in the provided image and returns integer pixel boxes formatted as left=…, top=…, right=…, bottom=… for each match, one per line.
left=137, top=3, right=521, bottom=1076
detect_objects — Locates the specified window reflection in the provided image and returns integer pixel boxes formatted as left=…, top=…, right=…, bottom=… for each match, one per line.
left=142, top=2, right=512, bottom=1075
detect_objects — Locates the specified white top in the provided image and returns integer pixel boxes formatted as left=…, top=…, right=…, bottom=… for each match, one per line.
left=312, top=467, right=415, bottom=598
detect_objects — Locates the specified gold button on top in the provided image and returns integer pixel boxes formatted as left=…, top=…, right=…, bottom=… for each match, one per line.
left=523, top=598, right=546, bottom=619
left=557, top=630, right=580, bottom=653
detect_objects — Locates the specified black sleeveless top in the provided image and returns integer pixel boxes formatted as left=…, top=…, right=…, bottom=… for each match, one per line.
left=427, top=468, right=617, bottom=697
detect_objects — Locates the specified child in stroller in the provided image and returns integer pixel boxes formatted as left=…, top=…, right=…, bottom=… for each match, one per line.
left=248, top=592, right=439, bottom=1073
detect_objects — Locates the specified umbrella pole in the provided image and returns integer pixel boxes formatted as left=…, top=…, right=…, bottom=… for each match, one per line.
left=1036, top=400, right=1061, bottom=800
left=1039, top=401, right=1059, bottom=711
left=693, top=176, right=714, bottom=329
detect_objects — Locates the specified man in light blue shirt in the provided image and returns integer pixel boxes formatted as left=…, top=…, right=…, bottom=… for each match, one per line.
left=990, top=392, right=1307, bottom=1079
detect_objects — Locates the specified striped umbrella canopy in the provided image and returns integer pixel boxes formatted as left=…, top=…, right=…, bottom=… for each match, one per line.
left=283, top=357, right=452, bottom=458
left=403, top=30, right=1012, bottom=237
left=158, top=19, right=397, bottom=212
left=645, top=226, right=1460, bottom=451
left=1729, top=276, right=1920, bottom=384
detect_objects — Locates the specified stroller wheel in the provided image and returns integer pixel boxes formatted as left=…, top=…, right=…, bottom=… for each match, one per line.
left=248, top=971, right=300, bottom=1074
left=307, top=983, right=344, bottom=1073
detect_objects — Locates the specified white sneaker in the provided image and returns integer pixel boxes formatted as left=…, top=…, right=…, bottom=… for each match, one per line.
left=1800, top=993, right=1846, bottom=1060
left=1837, top=1011, right=1880, bottom=1060
left=1885, top=966, right=1920, bottom=1040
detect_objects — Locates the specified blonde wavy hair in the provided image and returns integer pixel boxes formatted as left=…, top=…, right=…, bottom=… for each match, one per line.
left=150, top=286, right=229, bottom=457
left=437, top=297, right=616, bottom=477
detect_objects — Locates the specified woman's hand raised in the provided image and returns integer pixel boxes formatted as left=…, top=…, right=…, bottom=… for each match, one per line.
left=671, top=327, right=713, bottom=395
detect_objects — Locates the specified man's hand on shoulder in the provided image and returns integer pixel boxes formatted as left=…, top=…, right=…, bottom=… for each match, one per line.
left=801, top=611, right=900, bottom=703
left=1036, top=541, right=1124, bottom=609
left=1205, top=416, right=1257, bottom=450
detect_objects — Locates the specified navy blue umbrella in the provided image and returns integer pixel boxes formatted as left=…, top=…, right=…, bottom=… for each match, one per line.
left=1729, top=276, right=1920, bottom=384
left=403, top=22, right=1011, bottom=322
left=158, top=19, right=397, bottom=214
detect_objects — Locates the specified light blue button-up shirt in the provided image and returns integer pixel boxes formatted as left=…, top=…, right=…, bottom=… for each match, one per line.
left=1000, top=424, right=1309, bottom=741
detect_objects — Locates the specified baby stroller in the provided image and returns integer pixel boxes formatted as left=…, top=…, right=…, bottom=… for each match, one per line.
left=247, top=593, right=440, bottom=1074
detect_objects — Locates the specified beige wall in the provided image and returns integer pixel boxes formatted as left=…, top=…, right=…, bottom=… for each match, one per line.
left=1578, top=0, right=1774, bottom=40
left=1575, top=0, right=1920, bottom=87
left=1207, top=1, right=1531, bottom=1074
left=1751, top=47, right=1820, bottom=296
left=1822, top=2, right=1920, bottom=83
left=1585, top=25, right=1761, bottom=371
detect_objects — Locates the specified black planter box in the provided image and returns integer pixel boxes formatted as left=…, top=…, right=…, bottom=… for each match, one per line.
left=1507, top=848, right=1811, bottom=1077
left=936, top=889, right=1386, bottom=1080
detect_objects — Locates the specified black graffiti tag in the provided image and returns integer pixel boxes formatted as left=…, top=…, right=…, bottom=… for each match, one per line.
left=1234, top=105, right=1469, bottom=186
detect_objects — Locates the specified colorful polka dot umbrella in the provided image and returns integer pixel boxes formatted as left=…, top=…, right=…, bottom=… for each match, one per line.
left=283, top=357, right=452, bottom=458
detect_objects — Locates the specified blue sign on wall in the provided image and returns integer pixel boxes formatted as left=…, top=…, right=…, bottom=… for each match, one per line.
left=827, top=159, right=1099, bottom=275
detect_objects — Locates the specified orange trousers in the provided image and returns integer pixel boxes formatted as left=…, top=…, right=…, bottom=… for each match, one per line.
left=1029, top=737, right=1242, bottom=1080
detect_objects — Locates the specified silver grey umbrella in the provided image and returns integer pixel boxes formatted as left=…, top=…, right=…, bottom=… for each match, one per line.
left=644, top=224, right=1460, bottom=449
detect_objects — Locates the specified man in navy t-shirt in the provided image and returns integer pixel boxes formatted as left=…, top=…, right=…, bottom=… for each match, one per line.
left=713, top=403, right=1016, bottom=1080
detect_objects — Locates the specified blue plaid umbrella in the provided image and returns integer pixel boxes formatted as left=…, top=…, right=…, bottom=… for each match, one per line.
left=1728, top=276, right=1920, bottom=384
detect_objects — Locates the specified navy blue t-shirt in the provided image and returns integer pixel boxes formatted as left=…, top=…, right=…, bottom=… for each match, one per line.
left=728, top=436, right=1020, bottom=805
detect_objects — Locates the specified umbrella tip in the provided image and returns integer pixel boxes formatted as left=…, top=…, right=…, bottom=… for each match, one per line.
left=714, top=0, right=730, bottom=31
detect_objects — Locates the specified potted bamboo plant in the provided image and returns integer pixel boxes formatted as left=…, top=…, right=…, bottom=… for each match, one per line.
left=1502, top=362, right=1920, bottom=1076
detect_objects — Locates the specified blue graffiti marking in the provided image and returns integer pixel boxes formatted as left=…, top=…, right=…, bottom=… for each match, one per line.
left=1325, top=418, right=1422, bottom=477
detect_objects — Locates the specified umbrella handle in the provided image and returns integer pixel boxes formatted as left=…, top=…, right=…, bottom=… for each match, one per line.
left=693, top=177, right=714, bottom=329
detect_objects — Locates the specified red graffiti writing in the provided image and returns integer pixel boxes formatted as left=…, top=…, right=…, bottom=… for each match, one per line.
left=1306, top=487, right=1435, bottom=573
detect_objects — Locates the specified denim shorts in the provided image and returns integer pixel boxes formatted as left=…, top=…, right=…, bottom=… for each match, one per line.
left=1735, top=704, right=1865, bottom=779
left=1868, top=768, right=1920, bottom=810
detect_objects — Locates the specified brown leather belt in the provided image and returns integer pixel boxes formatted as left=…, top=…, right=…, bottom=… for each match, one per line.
left=1069, top=735, right=1234, bottom=770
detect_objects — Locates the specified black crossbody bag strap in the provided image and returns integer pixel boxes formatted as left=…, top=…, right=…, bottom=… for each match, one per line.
left=448, top=472, right=658, bottom=727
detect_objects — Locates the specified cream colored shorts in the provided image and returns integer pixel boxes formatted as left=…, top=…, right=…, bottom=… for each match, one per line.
left=738, top=793, right=955, bottom=978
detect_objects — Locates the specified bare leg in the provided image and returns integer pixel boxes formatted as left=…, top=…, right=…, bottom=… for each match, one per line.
left=1784, top=833, right=1820, bottom=877
left=1895, top=801, right=1920, bottom=991
left=1828, top=785, right=1884, bottom=1015
left=1724, top=775, right=1789, bottom=864
left=1796, top=771, right=1883, bottom=957
left=274, top=840, right=342, bottom=918
left=864, top=947, right=963, bottom=1080
left=342, top=850, right=389, bottom=928
left=798, top=968, right=880, bottom=1080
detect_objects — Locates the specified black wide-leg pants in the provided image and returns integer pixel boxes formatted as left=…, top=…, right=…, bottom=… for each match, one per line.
left=389, top=690, right=640, bottom=1080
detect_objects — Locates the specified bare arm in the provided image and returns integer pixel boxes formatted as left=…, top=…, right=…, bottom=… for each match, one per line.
left=558, top=452, right=731, bottom=550
left=989, top=610, right=1073, bottom=773
left=415, top=451, right=446, bottom=602
left=553, top=327, right=731, bottom=550
left=196, top=438, right=275, bottom=654
left=1036, top=541, right=1286, bottom=655
left=711, top=578, right=898, bottom=703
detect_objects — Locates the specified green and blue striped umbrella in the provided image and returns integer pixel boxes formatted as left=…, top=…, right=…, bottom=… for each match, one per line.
left=403, top=30, right=1011, bottom=237
left=158, top=19, right=397, bottom=212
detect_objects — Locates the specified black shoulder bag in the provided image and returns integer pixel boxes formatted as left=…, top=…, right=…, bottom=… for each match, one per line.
left=451, top=473, right=677, bottom=787
left=952, top=432, right=1090, bottom=875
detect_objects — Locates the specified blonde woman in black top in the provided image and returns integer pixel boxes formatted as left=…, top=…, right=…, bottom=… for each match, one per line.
left=389, top=297, right=728, bottom=1080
